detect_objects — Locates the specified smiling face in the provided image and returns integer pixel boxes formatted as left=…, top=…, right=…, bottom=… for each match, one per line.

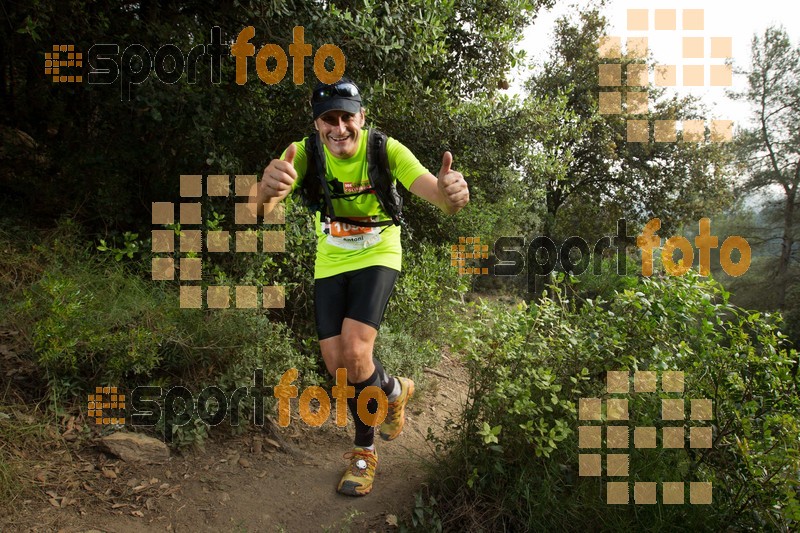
left=314, top=109, right=365, bottom=159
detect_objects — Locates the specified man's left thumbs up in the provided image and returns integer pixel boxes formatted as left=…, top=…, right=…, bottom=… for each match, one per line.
left=439, top=151, right=453, bottom=179
left=437, top=151, right=469, bottom=212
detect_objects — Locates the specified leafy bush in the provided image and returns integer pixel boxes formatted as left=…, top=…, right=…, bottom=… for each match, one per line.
left=1, top=220, right=319, bottom=437
left=385, top=242, right=469, bottom=339
left=20, top=268, right=168, bottom=383
left=2, top=216, right=465, bottom=449
left=426, top=271, right=800, bottom=531
left=373, top=325, right=438, bottom=384
left=156, top=314, right=319, bottom=449
left=377, top=241, right=468, bottom=380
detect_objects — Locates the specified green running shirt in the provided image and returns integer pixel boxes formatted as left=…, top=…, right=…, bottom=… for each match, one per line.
left=285, top=130, right=429, bottom=279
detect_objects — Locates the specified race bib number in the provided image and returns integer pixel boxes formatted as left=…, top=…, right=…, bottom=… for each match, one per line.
left=323, top=217, right=382, bottom=250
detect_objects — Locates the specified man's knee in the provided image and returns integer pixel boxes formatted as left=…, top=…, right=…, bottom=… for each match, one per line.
left=319, top=338, right=344, bottom=376
left=341, top=326, right=373, bottom=352
left=319, top=339, right=368, bottom=378
left=338, top=338, right=373, bottom=380
left=341, top=344, right=371, bottom=371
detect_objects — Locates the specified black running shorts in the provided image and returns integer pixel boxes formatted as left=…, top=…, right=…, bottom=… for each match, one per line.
left=314, top=265, right=400, bottom=340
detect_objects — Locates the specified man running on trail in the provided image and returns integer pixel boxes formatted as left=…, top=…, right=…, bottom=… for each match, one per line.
left=250, top=77, right=469, bottom=496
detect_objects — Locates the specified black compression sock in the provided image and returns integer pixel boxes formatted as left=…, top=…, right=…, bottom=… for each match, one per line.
left=347, top=368, right=381, bottom=448
left=372, top=357, right=397, bottom=398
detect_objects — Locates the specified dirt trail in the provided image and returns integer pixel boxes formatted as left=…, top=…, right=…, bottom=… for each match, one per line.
left=2, top=356, right=468, bottom=533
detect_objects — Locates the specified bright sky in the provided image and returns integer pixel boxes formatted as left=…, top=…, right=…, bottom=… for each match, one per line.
left=513, top=0, right=797, bottom=127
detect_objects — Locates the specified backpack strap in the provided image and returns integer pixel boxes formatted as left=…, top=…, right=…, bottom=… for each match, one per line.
left=301, top=135, right=324, bottom=212
left=367, top=129, right=404, bottom=227
left=310, top=132, right=338, bottom=228
left=300, top=129, right=403, bottom=229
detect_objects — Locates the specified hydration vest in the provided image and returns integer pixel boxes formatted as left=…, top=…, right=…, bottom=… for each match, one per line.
left=300, top=128, right=404, bottom=229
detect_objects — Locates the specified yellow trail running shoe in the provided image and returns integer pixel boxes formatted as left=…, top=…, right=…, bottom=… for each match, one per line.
left=380, top=377, right=414, bottom=441
left=337, top=447, right=378, bottom=496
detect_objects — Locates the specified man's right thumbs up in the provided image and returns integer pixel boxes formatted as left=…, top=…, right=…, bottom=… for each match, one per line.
left=261, top=143, right=298, bottom=199
left=283, top=143, right=297, bottom=165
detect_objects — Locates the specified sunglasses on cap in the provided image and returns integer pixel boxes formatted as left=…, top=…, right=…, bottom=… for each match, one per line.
left=311, top=81, right=360, bottom=103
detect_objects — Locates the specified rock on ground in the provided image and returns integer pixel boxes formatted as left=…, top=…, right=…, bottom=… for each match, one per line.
left=99, top=432, right=169, bottom=464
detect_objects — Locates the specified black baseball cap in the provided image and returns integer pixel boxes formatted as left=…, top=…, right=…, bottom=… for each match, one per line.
left=311, top=77, right=362, bottom=120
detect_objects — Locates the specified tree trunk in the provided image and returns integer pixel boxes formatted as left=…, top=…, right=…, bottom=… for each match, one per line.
left=530, top=193, right=559, bottom=302
left=776, top=184, right=797, bottom=309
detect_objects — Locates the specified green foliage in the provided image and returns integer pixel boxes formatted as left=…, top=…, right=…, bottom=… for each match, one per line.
left=456, top=298, right=575, bottom=459
left=375, top=242, right=469, bottom=381
left=2, top=212, right=466, bottom=447
left=0, top=0, right=552, bottom=235
left=403, top=492, right=444, bottom=532
left=22, top=270, right=165, bottom=381
left=732, top=26, right=800, bottom=193
left=526, top=7, right=734, bottom=240
left=371, top=90, right=555, bottom=250
left=373, top=325, right=437, bottom=385
left=560, top=256, right=641, bottom=302
left=1, top=220, right=318, bottom=410
left=386, top=243, right=468, bottom=336
left=0, top=221, right=162, bottom=396
left=166, top=416, right=210, bottom=450
left=428, top=272, right=800, bottom=531
left=189, top=196, right=319, bottom=338
left=116, top=313, right=318, bottom=451
left=729, top=25, right=800, bottom=313
left=17, top=262, right=168, bottom=386
left=783, top=284, right=800, bottom=349
left=97, top=232, right=145, bottom=261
